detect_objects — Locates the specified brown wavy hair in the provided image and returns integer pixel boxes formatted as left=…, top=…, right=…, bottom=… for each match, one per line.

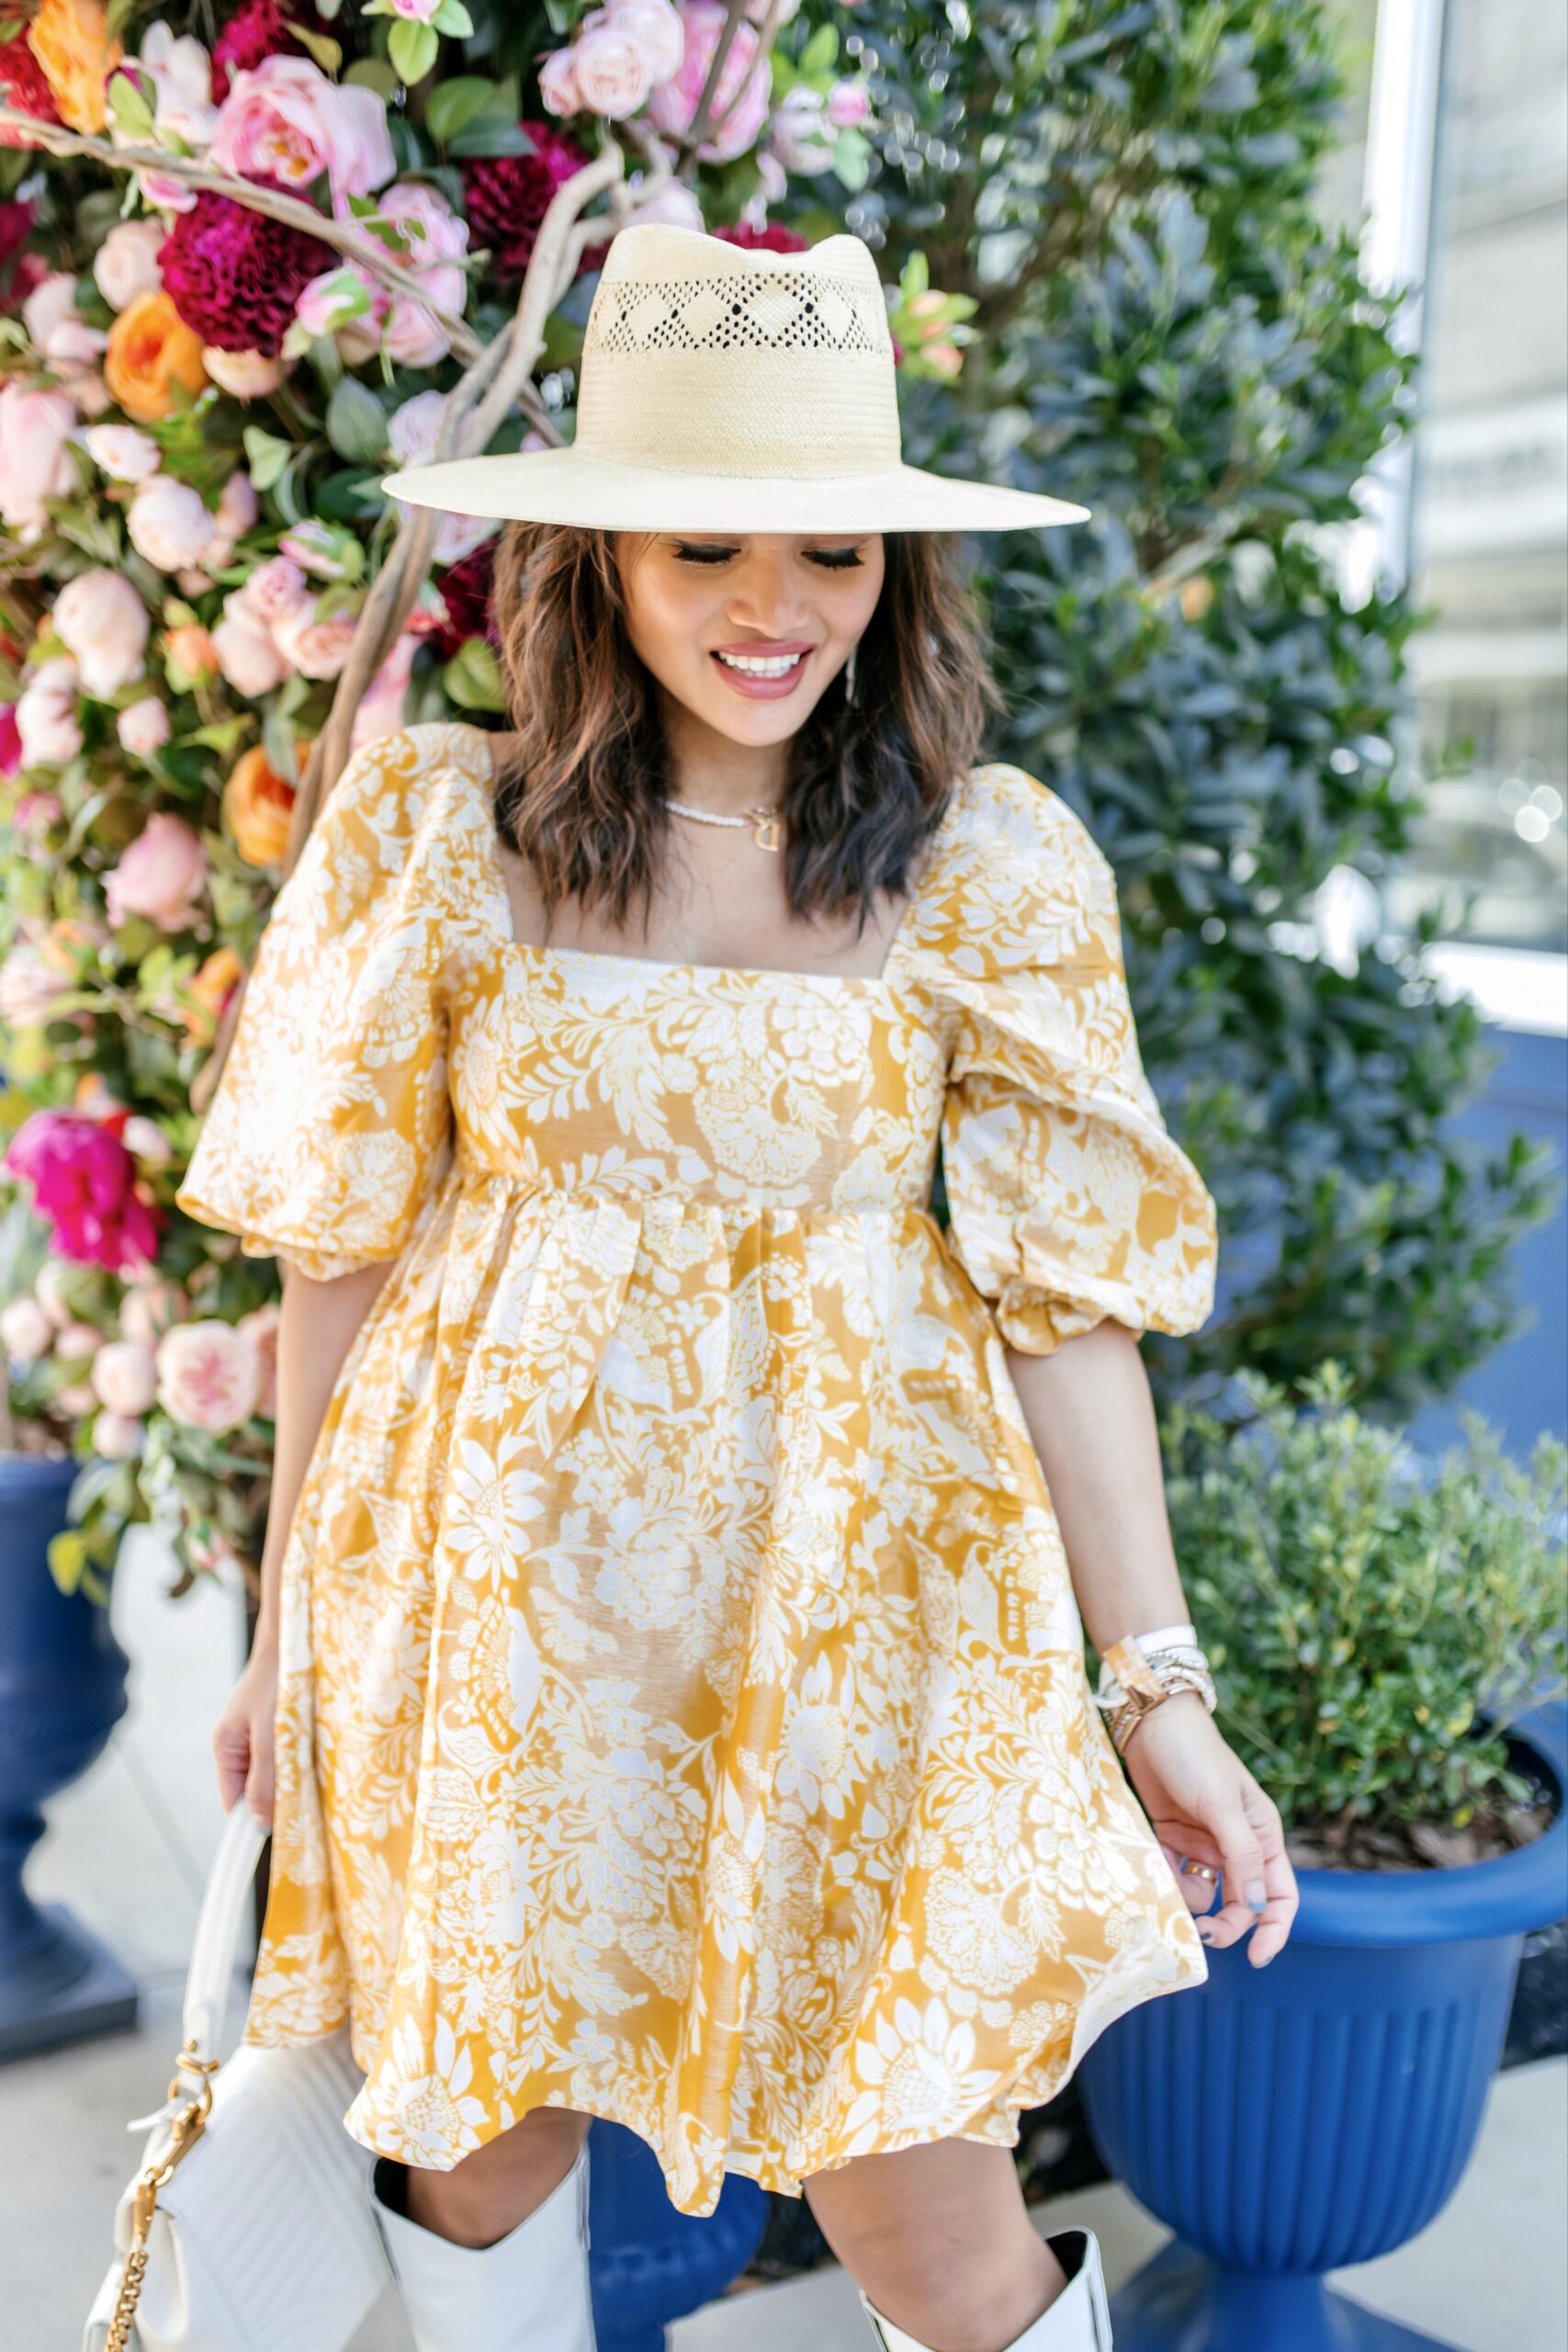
left=487, top=525, right=1001, bottom=936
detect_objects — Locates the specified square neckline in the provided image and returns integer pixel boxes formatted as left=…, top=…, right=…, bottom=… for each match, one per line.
left=457, top=720, right=954, bottom=996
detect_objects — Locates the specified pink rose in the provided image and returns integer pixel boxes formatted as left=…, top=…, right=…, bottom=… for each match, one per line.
left=120, top=1280, right=189, bottom=1349
left=537, top=47, right=582, bottom=118
left=1, top=1112, right=163, bottom=1273
left=56, top=1379, right=102, bottom=1416
left=239, top=555, right=313, bottom=623
left=15, top=659, right=84, bottom=768
left=607, top=0, right=684, bottom=83
left=93, top=220, right=167, bottom=311
left=268, top=597, right=359, bottom=680
left=121, top=1115, right=174, bottom=1165
left=276, top=524, right=348, bottom=581
left=92, top=1338, right=161, bottom=1416
left=82, top=424, right=162, bottom=482
left=95, top=1412, right=147, bottom=1457
left=118, top=696, right=172, bottom=759
left=11, top=789, right=63, bottom=832
left=827, top=78, right=870, bottom=130
left=204, top=470, right=259, bottom=571
left=292, top=265, right=373, bottom=341
left=105, top=811, right=209, bottom=932
left=571, top=23, right=655, bottom=119
left=338, top=182, right=469, bottom=368
left=51, top=570, right=150, bottom=697
left=54, top=1317, right=104, bottom=1362
left=22, top=272, right=107, bottom=374
left=387, top=390, right=501, bottom=562
left=200, top=346, right=284, bottom=399
left=155, top=1317, right=264, bottom=1433
left=0, top=1296, right=53, bottom=1363
left=212, top=594, right=289, bottom=696
left=768, top=85, right=833, bottom=175
left=209, top=56, right=396, bottom=219
left=649, top=2, right=770, bottom=164
left=623, top=171, right=705, bottom=232
left=128, top=475, right=215, bottom=573
left=35, top=1259, right=83, bottom=1328
left=0, top=384, right=79, bottom=537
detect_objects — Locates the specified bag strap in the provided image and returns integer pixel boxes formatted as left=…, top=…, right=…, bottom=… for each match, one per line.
left=124, top=1801, right=268, bottom=2135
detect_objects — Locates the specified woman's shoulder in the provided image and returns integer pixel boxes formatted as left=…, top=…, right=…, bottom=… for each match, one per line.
left=905, top=760, right=1116, bottom=972
left=279, top=720, right=501, bottom=933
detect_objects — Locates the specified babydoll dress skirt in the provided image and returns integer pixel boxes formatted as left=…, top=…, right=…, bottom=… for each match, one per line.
left=175, top=718, right=1220, bottom=2218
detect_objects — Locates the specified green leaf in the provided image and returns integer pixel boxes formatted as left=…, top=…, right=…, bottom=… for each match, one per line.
left=434, top=0, right=474, bottom=34
left=325, top=378, right=389, bottom=465
left=289, top=28, right=343, bottom=75
left=106, top=71, right=155, bottom=142
left=833, top=128, right=871, bottom=193
left=447, top=120, right=539, bottom=159
left=426, top=74, right=503, bottom=146
left=242, top=427, right=295, bottom=491
left=389, top=17, right=440, bottom=86
left=799, top=21, right=839, bottom=79
left=344, top=55, right=400, bottom=99
left=443, top=637, right=506, bottom=712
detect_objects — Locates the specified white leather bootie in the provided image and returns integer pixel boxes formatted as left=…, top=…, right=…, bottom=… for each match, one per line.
left=859, top=2227, right=1112, bottom=2352
left=367, top=2139, right=597, bottom=2352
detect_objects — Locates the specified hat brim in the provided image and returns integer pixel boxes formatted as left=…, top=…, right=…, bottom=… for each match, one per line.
left=378, top=447, right=1090, bottom=535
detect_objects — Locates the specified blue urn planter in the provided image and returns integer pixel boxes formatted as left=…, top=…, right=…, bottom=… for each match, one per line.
left=585, top=2116, right=769, bottom=2352
left=1078, top=1703, right=1568, bottom=2351
left=0, top=1451, right=139, bottom=2057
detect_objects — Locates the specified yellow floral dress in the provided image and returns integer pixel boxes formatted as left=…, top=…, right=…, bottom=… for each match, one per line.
left=175, top=718, right=1218, bottom=2218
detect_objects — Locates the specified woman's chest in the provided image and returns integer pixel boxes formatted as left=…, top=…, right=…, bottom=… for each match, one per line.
left=444, top=946, right=954, bottom=1212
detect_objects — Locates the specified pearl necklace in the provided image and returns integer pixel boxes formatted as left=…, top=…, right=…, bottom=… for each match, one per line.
left=662, top=796, right=784, bottom=854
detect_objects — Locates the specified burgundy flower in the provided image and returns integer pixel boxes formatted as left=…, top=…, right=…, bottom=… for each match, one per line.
left=158, top=187, right=334, bottom=357
left=0, top=21, right=62, bottom=149
left=711, top=221, right=810, bottom=255
left=2, top=1110, right=163, bottom=1274
left=209, top=0, right=331, bottom=105
left=458, top=123, right=592, bottom=285
left=427, top=542, right=499, bottom=662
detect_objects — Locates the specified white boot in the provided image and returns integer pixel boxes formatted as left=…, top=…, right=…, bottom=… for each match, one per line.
left=859, top=2227, right=1111, bottom=2352
left=367, top=2139, right=597, bottom=2352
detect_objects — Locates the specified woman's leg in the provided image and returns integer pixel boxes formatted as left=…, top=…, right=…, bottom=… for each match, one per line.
left=392, top=2106, right=593, bottom=2247
left=804, top=2138, right=1069, bottom=2352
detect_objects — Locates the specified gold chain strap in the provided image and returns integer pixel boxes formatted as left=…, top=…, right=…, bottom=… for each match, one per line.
left=104, top=2041, right=220, bottom=2352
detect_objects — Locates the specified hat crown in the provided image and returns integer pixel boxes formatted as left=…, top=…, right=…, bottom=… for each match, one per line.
left=574, top=226, right=902, bottom=483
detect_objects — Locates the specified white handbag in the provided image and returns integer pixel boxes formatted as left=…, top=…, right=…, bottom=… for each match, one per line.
left=84, top=1799, right=394, bottom=2352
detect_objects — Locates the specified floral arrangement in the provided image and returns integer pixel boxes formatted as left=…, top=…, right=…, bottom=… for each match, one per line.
left=0, top=0, right=961, bottom=1604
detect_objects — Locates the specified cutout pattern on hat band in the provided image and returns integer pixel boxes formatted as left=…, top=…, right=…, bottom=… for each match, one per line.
left=588, top=272, right=885, bottom=357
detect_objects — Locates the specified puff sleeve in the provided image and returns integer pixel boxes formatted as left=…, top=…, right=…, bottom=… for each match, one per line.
left=174, top=727, right=457, bottom=1283
left=939, top=768, right=1218, bottom=1356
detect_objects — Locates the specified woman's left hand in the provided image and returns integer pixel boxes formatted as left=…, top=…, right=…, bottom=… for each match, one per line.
left=1118, top=1691, right=1299, bottom=1967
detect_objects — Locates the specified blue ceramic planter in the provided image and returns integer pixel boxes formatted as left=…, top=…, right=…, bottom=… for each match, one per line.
left=0, top=1452, right=138, bottom=2057
left=585, top=2116, right=769, bottom=2352
left=1079, top=1704, right=1568, bottom=2351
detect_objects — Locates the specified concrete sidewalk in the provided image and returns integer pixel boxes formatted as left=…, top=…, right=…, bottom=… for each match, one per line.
left=6, top=1532, right=1564, bottom=2349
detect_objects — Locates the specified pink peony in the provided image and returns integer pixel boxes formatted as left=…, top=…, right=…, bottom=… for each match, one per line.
left=14, top=657, right=82, bottom=766
left=159, top=189, right=335, bottom=357
left=91, top=1338, right=161, bottom=1415
left=209, top=55, right=396, bottom=218
left=155, top=1317, right=264, bottom=1432
left=104, top=811, right=208, bottom=932
left=0, top=382, right=78, bottom=537
left=239, top=554, right=313, bottom=622
left=51, top=570, right=150, bottom=697
left=649, top=1, right=770, bottom=163
left=128, top=475, right=215, bottom=573
left=1, top=1111, right=164, bottom=1274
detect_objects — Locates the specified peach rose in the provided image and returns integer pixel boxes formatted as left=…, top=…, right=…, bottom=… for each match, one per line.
left=95, top=1412, right=146, bottom=1456
left=224, top=739, right=309, bottom=867
left=15, top=656, right=84, bottom=765
left=93, top=219, right=167, bottom=311
left=184, top=944, right=243, bottom=1041
left=164, top=621, right=219, bottom=686
left=104, top=809, right=208, bottom=932
left=268, top=597, right=358, bottom=680
left=51, top=569, right=149, bottom=696
left=0, top=1295, right=54, bottom=1363
left=104, top=290, right=209, bottom=424
left=53, top=1316, right=103, bottom=1361
left=155, top=1317, right=263, bottom=1433
left=91, top=1338, right=160, bottom=1415
left=81, top=422, right=161, bottom=481
left=0, top=384, right=79, bottom=538
left=27, top=0, right=123, bottom=134
left=200, top=346, right=284, bottom=399
left=56, top=1378, right=101, bottom=1416
left=211, top=593, right=288, bottom=697
left=117, top=695, right=172, bottom=759
left=127, top=474, right=214, bottom=572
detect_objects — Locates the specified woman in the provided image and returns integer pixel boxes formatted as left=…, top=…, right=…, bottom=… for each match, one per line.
left=178, top=225, right=1298, bottom=2352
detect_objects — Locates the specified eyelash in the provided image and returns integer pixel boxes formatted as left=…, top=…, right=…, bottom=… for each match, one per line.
left=672, top=542, right=865, bottom=571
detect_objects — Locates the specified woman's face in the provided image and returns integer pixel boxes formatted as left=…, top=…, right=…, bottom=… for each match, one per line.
left=616, top=531, right=886, bottom=750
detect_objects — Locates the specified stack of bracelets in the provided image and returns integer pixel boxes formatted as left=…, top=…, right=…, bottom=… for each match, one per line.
left=1092, top=1619, right=1218, bottom=1754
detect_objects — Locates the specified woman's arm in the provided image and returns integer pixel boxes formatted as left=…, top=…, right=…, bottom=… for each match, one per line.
left=213, top=1254, right=391, bottom=1825
left=1005, top=1318, right=1299, bottom=1968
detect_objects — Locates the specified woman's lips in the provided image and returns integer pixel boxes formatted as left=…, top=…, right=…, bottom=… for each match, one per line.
left=710, top=654, right=808, bottom=701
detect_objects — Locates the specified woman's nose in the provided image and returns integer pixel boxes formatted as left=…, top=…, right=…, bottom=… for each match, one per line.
left=728, top=553, right=811, bottom=636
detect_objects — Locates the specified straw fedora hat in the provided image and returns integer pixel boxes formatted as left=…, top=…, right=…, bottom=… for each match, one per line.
left=379, top=222, right=1089, bottom=535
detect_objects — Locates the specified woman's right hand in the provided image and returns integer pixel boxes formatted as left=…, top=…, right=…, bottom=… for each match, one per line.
left=212, top=1630, right=279, bottom=1826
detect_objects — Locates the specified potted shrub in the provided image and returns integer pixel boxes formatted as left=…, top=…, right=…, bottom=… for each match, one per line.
left=1079, top=1362, right=1568, bottom=2352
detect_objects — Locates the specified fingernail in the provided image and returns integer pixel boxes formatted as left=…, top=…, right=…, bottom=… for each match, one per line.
left=1196, top=1922, right=1214, bottom=1941
left=1246, top=1881, right=1268, bottom=1911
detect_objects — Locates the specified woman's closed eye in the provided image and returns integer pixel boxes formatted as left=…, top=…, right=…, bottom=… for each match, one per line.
left=671, top=540, right=866, bottom=571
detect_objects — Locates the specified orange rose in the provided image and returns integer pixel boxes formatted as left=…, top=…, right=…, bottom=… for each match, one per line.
left=27, top=0, right=122, bottom=134
left=164, top=621, right=220, bottom=688
left=224, top=740, right=312, bottom=869
left=105, top=290, right=208, bottom=424
left=186, top=945, right=243, bottom=1042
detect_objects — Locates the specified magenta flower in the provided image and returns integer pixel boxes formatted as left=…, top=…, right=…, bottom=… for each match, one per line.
left=2, top=1110, right=164, bottom=1273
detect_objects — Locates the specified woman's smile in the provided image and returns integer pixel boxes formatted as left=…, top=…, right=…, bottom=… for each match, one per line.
left=709, top=639, right=817, bottom=697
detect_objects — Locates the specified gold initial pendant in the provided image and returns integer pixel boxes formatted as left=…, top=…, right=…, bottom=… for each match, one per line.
left=749, top=810, right=783, bottom=854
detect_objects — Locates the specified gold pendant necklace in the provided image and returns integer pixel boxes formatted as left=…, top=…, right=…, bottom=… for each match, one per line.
left=662, top=797, right=784, bottom=854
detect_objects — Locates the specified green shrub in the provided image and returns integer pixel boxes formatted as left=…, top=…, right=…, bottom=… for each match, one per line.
left=1162, top=1362, right=1567, bottom=1849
